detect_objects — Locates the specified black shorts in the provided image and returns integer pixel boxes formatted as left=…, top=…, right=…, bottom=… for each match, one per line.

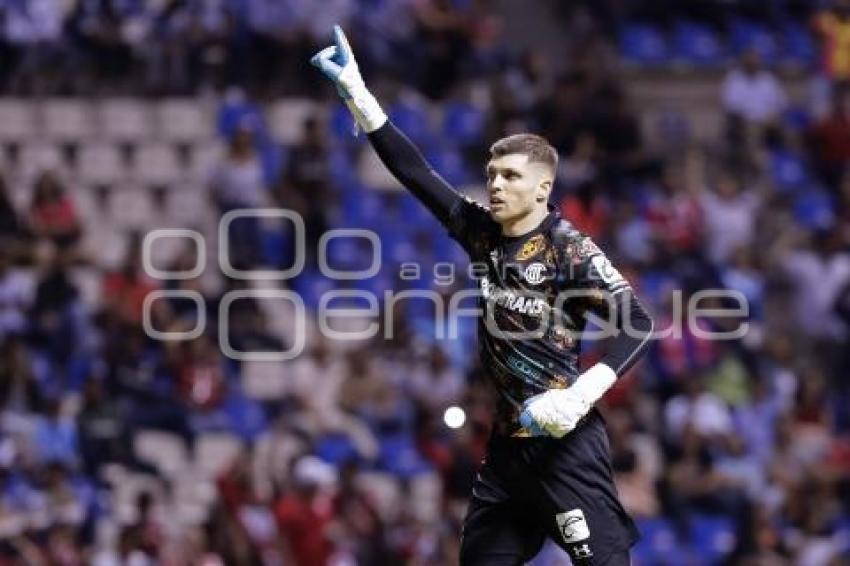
left=460, top=410, right=639, bottom=565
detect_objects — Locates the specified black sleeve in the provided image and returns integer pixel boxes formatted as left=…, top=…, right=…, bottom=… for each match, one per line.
left=564, top=234, right=654, bottom=377
left=368, top=120, right=497, bottom=257
left=368, top=120, right=463, bottom=225
left=597, top=292, right=654, bottom=377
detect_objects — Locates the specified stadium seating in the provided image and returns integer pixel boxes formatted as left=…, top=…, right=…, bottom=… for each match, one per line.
left=42, top=99, right=94, bottom=143
left=194, top=433, right=244, bottom=477
left=268, top=99, right=320, bottom=144
left=442, top=101, right=485, bottom=147
left=100, top=99, right=154, bottom=144
left=730, top=20, right=780, bottom=63
left=133, top=430, right=190, bottom=478
left=158, top=99, right=215, bottom=144
left=620, top=24, right=669, bottom=66
left=672, top=22, right=726, bottom=68
left=0, top=99, right=36, bottom=143
left=77, top=143, right=125, bottom=187
left=689, top=514, right=736, bottom=563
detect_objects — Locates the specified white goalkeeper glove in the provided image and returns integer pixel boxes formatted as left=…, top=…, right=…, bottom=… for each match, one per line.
left=310, top=25, right=387, bottom=134
left=519, top=363, right=617, bottom=438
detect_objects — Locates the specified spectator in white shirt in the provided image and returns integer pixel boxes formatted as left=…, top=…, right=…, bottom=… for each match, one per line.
left=0, top=249, right=34, bottom=339
left=665, top=375, right=734, bottom=442
left=721, top=48, right=787, bottom=126
left=700, top=172, right=762, bottom=265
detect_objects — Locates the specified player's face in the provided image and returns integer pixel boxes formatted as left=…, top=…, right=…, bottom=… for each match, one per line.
left=485, top=154, right=552, bottom=225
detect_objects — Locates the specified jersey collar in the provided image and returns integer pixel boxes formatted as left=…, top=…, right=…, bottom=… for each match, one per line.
left=501, top=206, right=561, bottom=243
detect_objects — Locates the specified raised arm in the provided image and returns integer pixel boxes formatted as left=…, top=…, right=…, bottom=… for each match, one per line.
left=368, top=122, right=462, bottom=223
left=311, top=26, right=462, bottom=224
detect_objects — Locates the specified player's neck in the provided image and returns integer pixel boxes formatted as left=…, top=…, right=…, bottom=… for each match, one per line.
left=500, top=207, right=549, bottom=238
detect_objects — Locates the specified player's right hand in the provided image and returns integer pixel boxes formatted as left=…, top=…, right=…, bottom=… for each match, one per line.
left=310, top=25, right=365, bottom=100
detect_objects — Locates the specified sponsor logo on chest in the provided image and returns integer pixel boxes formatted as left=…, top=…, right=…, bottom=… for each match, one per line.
left=479, top=276, right=546, bottom=316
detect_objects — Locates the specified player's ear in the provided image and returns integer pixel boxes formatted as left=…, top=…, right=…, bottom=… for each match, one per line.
left=536, top=178, right=552, bottom=203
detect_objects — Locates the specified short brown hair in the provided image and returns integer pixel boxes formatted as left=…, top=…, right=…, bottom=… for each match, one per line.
left=489, top=134, right=558, bottom=174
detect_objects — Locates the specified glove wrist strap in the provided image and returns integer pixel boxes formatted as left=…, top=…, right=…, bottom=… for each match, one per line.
left=570, top=363, right=617, bottom=407
left=344, top=84, right=387, bottom=134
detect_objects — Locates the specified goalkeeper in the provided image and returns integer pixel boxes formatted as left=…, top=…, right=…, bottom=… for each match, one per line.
left=312, top=27, right=653, bottom=566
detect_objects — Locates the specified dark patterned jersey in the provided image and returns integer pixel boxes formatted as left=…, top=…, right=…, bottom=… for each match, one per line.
left=366, top=121, right=650, bottom=438
left=447, top=198, right=633, bottom=436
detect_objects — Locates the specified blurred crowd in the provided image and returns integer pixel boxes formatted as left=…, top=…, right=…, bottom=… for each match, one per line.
left=0, top=0, right=507, bottom=99
left=1, top=0, right=850, bottom=565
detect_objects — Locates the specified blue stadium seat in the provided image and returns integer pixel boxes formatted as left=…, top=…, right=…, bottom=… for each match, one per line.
left=350, top=270, right=394, bottom=299
left=782, top=23, right=817, bottom=67
left=442, top=101, right=485, bottom=147
left=316, top=434, right=359, bottom=466
left=782, top=106, right=812, bottom=132
left=425, top=146, right=471, bottom=187
left=634, top=517, right=685, bottom=565
left=326, top=234, right=377, bottom=272
left=636, top=271, right=678, bottom=310
left=217, top=94, right=269, bottom=143
left=836, top=516, right=850, bottom=551
left=261, top=144, right=285, bottom=187
left=384, top=236, right=419, bottom=265
left=328, top=147, right=358, bottom=190
left=378, top=434, right=432, bottom=478
left=620, top=24, right=669, bottom=66
left=672, top=22, right=725, bottom=68
left=261, top=228, right=291, bottom=269
left=223, top=392, right=268, bottom=441
left=291, top=270, right=338, bottom=310
left=434, top=233, right=469, bottom=265
left=770, top=150, right=808, bottom=193
left=328, top=103, right=366, bottom=146
left=794, top=190, right=836, bottom=230
left=389, top=101, right=434, bottom=148
left=730, top=20, right=779, bottom=64
left=398, top=192, right=438, bottom=229
left=341, top=188, right=386, bottom=225
left=689, top=514, right=736, bottom=563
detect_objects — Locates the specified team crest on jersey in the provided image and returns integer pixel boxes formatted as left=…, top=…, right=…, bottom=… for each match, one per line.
left=523, top=262, right=547, bottom=285
left=516, top=234, right=545, bottom=260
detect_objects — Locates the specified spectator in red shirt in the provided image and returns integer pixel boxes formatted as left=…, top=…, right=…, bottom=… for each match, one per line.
left=809, top=84, right=850, bottom=188
left=29, top=170, right=81, bottom=253
left=173, top=335, right=226, bottom=412
left=101, top=235, right=159, bottom=326
left=646, top=162, right=704, bottom=255
left=275, top=456, right=337, bottom=566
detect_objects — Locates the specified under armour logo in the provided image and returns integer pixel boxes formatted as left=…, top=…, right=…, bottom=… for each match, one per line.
left=572, top=544, right=593, bottom=559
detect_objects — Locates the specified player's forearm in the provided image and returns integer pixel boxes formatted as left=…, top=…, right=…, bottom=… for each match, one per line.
left=598, top=293, right=654, bottom=377
left=569, top=295, right=654, bottom=408
left=520, top=294, right=653, bottom=437
left=368, top=121, right=462, bottom=224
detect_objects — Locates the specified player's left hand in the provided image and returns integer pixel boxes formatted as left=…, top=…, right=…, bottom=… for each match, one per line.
left=310, top=25, right=387, bottom=134
left=310, top=25, right=364, bottom=100
left=519, top=388, right=591, bottom=438
left=519, top=363, right=617, bottom=438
